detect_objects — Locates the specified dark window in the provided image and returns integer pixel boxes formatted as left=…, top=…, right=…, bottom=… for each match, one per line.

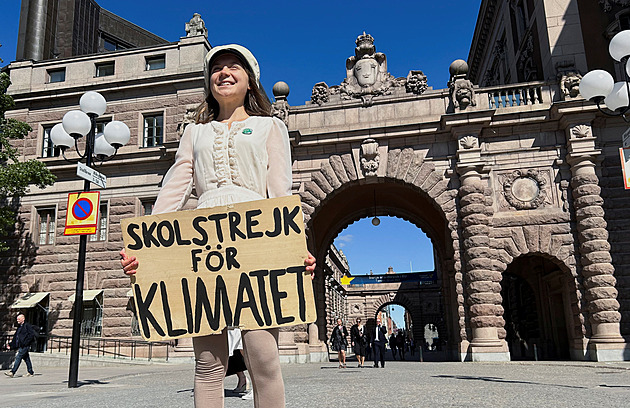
left=89, top=202, right=108, bottom=242
left=141, top=200, right=155, bottom=216
left=143, top=114, right=163, bottom=147
left=48, top=68, right=66, bottom=83
left=96, top=62, right=114, bottom=77
left=146, top=55, right=165, bottom=71
left=42, top=125, right=61, bottom=158
left=95, top=118, right=111, bottom=135
left=81, top=297, right=103, bottom=337
left=102, top=36, right=128, bottom=52
left=37, top=208, right=56, bottom=245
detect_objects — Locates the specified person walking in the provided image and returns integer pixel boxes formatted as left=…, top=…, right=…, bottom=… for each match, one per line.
left=331, top=318, right=349, bottom=368
left=372, top=317, right=387, bottom=368
left=389, top=332, right=397, bottom=360
left=350, top=317, right=368, bottom=368
left=121, top=44, right=316, bottom=408
left=396, top=331, right=406, bottom=360
left=4, top=314, right=36, bottom=378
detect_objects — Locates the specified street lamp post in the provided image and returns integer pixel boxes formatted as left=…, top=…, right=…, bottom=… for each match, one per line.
left=50, top=91, right=130, bottom=388
left=579, top=29, right=630, bottom=120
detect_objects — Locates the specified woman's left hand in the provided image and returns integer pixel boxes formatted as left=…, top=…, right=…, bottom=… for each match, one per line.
left=304, top=251, right=316, bottom=280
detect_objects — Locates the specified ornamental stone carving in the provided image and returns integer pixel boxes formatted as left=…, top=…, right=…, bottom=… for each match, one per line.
left=311, top=82, right=330, bottom=106
left=599, top=0, right=630, bottom=11
left=177, top=107, right=197, bottom=137
left=448, top=60, right=477, bottom=110
left=360, top=138, right=380, bottom=177
left=459, top=135, right=478, bottom=150
left=405, top=70, right=428, bottom=95
left=185, top=13, right=208, bottom=38
left=272, top=81, right=290, bottom=126
left=570, top=124, right=592, bottom=139
left=502, top=169, right=548, bottom=210
left=558, top=68, right=582, bottom=100
left=340, top=32, right=393, bottom=107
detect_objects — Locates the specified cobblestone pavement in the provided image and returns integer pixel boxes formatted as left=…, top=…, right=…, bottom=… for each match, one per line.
left=1, top=359, right=630, bottom=407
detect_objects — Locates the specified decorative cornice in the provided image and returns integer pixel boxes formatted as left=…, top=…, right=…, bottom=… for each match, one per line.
left=467, top=0, right=500, bottom=84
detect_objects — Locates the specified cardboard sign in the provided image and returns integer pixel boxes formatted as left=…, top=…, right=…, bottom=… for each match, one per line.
left=64, top=191, right=100, bottom=235
left=121, top=195, right=316, bottom=341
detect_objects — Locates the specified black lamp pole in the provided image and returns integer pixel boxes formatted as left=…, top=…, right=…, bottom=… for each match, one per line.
left=67, top=114, right=96, bottom=388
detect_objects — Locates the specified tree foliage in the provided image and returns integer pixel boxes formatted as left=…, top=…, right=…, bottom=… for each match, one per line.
left=0, top=72, right=56, bottom=250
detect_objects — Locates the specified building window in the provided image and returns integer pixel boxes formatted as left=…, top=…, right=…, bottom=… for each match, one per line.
left=143, top=114, right=163, bottom=147
left=146, top=55, right=165, bottom=71
left=37, top=208, right=56, bottom=245
left=102, top=35, right=128, bottom=52
left=42, top=125, right=61, bottom=158
left=95, top=62, right=114, bottom=77
left=48, top=68, right=66, bottom=83
left=141, top=200, right=155, bottom=216
left=89, top=202, right=108, bottom=242
left=95, top=118, right=111, bottom=134
left=81, top=297, right=103, bottom=337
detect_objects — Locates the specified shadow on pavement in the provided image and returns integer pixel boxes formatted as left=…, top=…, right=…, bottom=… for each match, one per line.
left=433, top=375, right=587, bottom=389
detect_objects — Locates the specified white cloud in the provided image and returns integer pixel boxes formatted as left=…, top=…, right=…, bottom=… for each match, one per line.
left=335, top=234, right=354, bottom=248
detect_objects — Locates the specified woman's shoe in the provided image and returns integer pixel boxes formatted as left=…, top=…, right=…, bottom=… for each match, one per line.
left=233, top=378, right=247, bottom=393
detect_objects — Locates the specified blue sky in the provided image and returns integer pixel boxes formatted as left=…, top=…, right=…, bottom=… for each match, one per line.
left=0, top=0, right=481, bottom=328
left=0, top=0, right=481, bottom=105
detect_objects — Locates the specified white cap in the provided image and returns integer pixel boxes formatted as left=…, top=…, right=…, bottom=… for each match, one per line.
left=204, top=44, right=261, bottom=94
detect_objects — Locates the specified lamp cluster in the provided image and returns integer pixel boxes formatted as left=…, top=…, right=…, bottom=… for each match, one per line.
left=579, top=30, right=630, bottom=119
left=51, top=91, right=130, bottom=162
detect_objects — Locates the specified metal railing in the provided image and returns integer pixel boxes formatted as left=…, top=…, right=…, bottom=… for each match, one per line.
left=1, top=333, right=171, bottom=361
left=45, top=334, right=172, bottom=361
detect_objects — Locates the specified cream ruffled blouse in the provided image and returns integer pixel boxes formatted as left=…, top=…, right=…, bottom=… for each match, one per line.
left=152, top=116, right=292, bottom=215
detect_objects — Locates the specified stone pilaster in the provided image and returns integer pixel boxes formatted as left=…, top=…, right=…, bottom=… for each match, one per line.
left=566, top=123, right=628, bottom=361
left=456, top=134, right=509, bottom=361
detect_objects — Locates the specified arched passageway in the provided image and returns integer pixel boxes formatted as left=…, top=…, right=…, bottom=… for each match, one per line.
left=501, top=255, right=575, bottom=360
left=308, top=177, right=461, bottom=361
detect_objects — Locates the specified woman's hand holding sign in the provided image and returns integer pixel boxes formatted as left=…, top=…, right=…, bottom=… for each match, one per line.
left=120, top=249, right=138, bottom=275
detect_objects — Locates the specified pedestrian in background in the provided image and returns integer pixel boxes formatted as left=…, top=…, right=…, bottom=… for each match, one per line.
left=372, top=317, right=387, bottom=368
left=389, top=332, right=397, bottom=360
left=331, top=318, right=349, bottom=368
left=350, top=317, right=368, bottom=368
left=4, top=314, right=36, bottom=378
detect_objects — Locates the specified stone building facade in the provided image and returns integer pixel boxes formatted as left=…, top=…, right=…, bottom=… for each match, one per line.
left=3, top=0, right=630, bottom=362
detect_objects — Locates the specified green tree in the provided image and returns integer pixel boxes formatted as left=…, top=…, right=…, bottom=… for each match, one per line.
left=0, top=71, right=56, bottom=250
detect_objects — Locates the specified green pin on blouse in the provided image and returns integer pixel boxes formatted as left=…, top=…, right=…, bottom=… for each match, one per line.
left=242, top=128, right=253, bottom=135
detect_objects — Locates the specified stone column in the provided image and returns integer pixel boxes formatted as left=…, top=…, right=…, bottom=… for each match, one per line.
left=566, top=123, right=628, bottom=361
left=456, top=134, right=509, bottom=361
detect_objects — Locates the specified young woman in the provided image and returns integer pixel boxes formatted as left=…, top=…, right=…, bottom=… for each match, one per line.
left=331, top=318, right=348, bottom=368
left=121, top=44, right=315, bottom=408
left=350, top=317, right=367, bottom=368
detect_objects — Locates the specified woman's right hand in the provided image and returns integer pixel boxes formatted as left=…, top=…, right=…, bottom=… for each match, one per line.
left=120, top=249, right=138, bottom=275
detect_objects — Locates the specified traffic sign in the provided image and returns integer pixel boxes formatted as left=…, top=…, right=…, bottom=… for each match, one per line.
left=64, top=192, right=100, bottom=235
left=77, top=162, right=106, bottom=189
left=620, top=148, right=630, bottom=190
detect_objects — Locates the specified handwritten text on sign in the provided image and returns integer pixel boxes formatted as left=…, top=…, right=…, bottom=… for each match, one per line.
left=121, top=195, right=315, bottom=341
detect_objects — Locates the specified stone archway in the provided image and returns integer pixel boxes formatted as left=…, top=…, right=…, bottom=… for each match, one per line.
left=298, top=148, right=465, bottom=361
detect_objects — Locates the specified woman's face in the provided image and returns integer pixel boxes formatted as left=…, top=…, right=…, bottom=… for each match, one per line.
left=337, top=319, right=342, bottom=326
left=209, top=54, right=250, bottom=105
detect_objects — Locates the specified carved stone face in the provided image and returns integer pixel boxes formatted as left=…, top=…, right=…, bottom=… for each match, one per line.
left=354, top=58, right=378, bottom=87
left=456, top=87, right=472, bottom=105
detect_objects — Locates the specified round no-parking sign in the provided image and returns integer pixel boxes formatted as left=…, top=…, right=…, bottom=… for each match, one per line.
left=64, top=192, right=100, bottom=235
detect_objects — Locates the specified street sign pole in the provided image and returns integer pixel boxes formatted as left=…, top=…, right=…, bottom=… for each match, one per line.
left=68, top=115, right=95, bottom=388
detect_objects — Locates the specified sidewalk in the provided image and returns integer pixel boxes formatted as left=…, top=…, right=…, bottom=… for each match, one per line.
left=1, top=356, right=629, bottom=407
